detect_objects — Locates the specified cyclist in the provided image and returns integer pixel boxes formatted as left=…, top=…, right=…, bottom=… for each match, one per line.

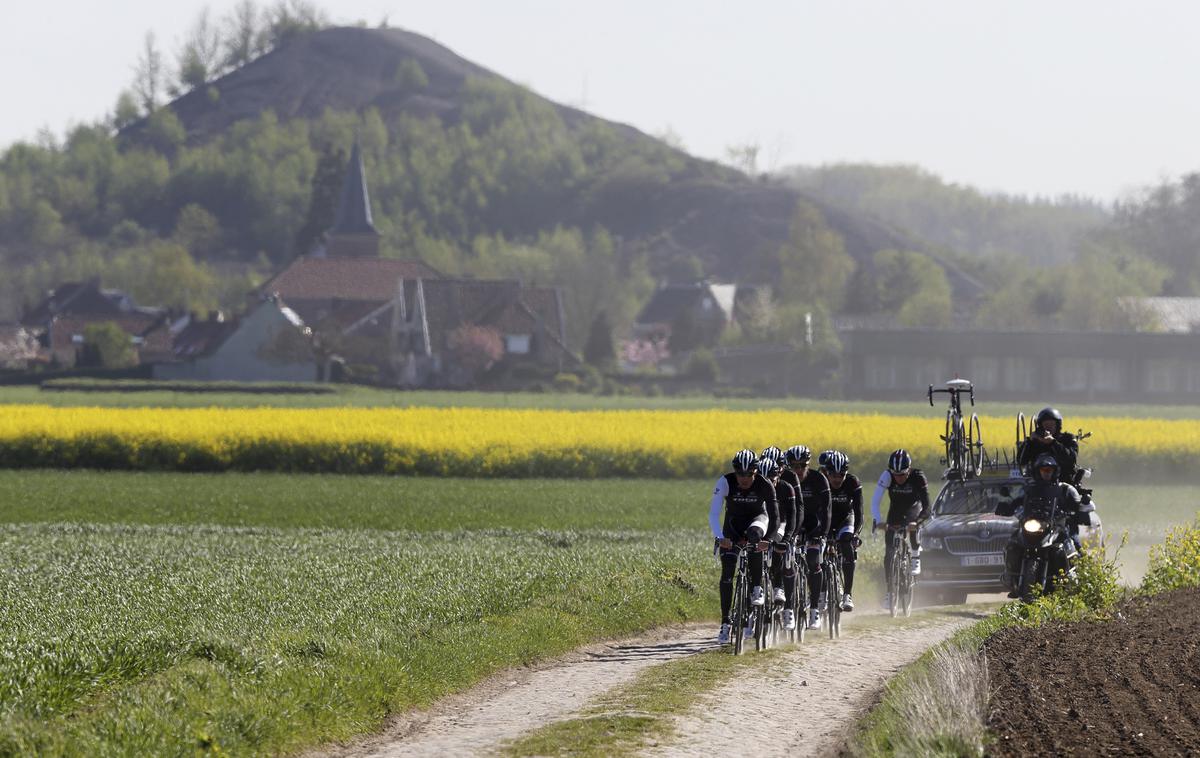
left=709, top=449, right=776, bottom=644
left=760, top=445, right=785, bottom=469
left=822, top=450, right=862, bottom=612
left=758, top=457, right=799, bottom=631
left=870, top=449, right=931, bottom=611
left=785, top=445, right=831, bottom=630
left=1017, top=407, right=1078, bottom=483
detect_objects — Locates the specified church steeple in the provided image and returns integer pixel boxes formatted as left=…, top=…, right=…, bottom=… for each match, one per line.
left=325, top=141, right=380, bottom=257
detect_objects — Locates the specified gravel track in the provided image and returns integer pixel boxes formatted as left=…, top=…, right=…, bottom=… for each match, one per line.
left=317, top=609, right=986, bottom=757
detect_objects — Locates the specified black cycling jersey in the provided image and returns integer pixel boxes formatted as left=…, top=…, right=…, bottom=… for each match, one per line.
left=780, top=468, right=805, bottom=527
left=881, top=468, right=930, bottom=525
left=828, top=473, right=863, bottom=534
left=796, top=468, right=832, bottom=539
left=773, top=478, right=797, bottom=541
left=708, top=472, right=777, bottom=539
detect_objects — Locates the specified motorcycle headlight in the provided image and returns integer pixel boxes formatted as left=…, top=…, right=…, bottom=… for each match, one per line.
left=1023, top=519, right=1043, bottom=533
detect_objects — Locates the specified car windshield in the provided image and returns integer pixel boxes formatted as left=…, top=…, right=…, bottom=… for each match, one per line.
left=934, top=480, right=1024, bottom=515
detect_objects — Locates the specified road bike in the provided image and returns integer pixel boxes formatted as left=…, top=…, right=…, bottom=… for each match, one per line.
left=793, top=538, right=809, bottom=644
left=822, top=538, right=845, bottom=638
left=728, top=540, right=768, bottom=655
left=886, top=523, right=919, bottom=618
left=929, top=378, right=984, bottom=478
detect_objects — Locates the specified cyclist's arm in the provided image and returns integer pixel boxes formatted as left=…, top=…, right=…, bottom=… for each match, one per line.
left=779, top=485, right=797, bottom=542
left=816, top=475, right=832, bottom=537
left=850, top=480, right=864, bottom=535
left=709, top=477, right=728, bottom=540
left=916, top=472, right=932, bottom=522
left=870, top=470, right=890, bottom=525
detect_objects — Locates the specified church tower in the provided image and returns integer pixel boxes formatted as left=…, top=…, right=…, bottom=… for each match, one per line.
left=324, top=141, right=380, bottom=258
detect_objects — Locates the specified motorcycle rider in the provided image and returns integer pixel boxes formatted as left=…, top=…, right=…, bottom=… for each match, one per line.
left=709, top=449, right=776, bottom=644
left=1018, top=407, right=1078, bottom=483
left=870, top=449, right=931, bottom=611
left=758, top=457, right=799, bottom=631
left=996, top=452, right=1096, bottom=598
left=822, top=450, right=862, bottom=612
left=785, top=445, right=832, bottom=630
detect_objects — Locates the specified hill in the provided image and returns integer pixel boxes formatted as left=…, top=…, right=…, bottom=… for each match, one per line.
left=122, top=26, right=933, bottom=282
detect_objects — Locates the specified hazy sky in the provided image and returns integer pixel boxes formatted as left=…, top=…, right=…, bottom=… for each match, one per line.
left=4, top=1, right=1199, bottom=201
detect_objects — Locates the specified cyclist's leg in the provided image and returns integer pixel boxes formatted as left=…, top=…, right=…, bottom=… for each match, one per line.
left=883, top=529, right=897, bottom=591
left=719, top=549, right=737, bottom=624
left=806, top=539, right=824, bottom=613
left=746, top=523, right=766, bottom=588
left=838, top=528, right=857, bottom=595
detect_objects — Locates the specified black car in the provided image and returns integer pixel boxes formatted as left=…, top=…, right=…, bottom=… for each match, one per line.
left=917, top=472, right=1024, bottom=604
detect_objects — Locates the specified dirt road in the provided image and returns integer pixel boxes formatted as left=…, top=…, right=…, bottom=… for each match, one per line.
left=320, top=608, right=985, bottom=757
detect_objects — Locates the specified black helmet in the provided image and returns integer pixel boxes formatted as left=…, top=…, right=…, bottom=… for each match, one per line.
left=822, top=450, right=850, bottom=475
left=1036, top=407, right=1063, bottom=433
left=888, top=449, right=912, bottom=474
left=732, top=449, right=758, bottom=474
left=1033, top=453, right=1059, bottom=480
left=784, top=445, right=812, bottom=465
left=758, top=457, right=780, bottom=479
left=760, top=446, right=784, bottom=467
left=817, top=450, right=834, bottom=468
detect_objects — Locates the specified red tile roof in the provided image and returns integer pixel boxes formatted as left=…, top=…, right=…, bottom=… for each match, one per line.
left=260, top=257, right=441, bottom=301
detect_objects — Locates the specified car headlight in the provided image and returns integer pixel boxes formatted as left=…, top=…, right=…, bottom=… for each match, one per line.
left=924, top=536, right=943, bottom=550
left=1023, top=519, right=1043, bottom=533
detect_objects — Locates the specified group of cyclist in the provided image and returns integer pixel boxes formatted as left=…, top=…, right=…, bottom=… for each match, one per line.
left=709, top=443, right=929, bottom=645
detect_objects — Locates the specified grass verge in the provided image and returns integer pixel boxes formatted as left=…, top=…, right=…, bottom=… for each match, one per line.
left=847, top=540, right=1126, bottom=757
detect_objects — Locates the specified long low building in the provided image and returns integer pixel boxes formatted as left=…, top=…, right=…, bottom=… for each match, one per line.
left=841, top=328, right=1200, bottom=403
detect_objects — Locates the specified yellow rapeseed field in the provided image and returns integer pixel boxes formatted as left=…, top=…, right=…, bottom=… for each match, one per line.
left=0, top=405, right=1195, bottom=476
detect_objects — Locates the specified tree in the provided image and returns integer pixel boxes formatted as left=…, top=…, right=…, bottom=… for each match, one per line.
left=173, top=204, right=224, bottom=258
left=81, top=322, right=138, bottom=368
left=867, top=250, right=952, bottom=327
left=776, top=201, right=855, bottom=311
left=132, top=32, right=165, bottom=115
left=111, top=90, right=141, bottom=131
left=223, top=0, right=266, bottom=70
left=294, top=144, right=346, bottom=255
left=583, top=310, right=616, bottom=367
left=447, top=324, right=503, bottom=380
left=724, top=141, right=760, bottom=175
left=263, top=0, right=329, bottom=49
left=175, top=7, right=223, bottom=92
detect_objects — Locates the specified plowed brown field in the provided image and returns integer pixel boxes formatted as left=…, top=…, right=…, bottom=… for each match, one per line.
left=984, top=587, right=1200, bottom=757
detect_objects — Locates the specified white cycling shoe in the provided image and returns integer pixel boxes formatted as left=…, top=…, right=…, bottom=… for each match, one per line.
left=782, top=609, right=796, bottom=630
left=807, top=609, right=821, bottom=630
left=773, top=586, right=787, bottom=604
left=841, top=593, right=854, bottom=612
left=911, top=555, right=921, bottom=576
left=750, top=586, right=766, bottom=606
left=718, top=623, right=732, bottom=645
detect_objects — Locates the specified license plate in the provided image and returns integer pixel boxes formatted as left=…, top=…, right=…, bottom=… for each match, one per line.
left=961, top=554, right=1004, bottom=566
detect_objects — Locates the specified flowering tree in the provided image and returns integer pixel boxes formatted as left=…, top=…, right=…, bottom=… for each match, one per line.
left=447, top=324, right=504, bottom=376
left=619, top=337, right=670, bottom=370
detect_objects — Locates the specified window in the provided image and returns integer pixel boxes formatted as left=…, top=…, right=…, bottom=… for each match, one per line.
left=1004, top=357, right=1037, bottom=392
left=1145, top=360, right=1177, bottom=393
left=864, top=355, right=898, bottom=389
left=504, top=334, right=531, bottom=355
left=1090, top=359, right=1123, bottom=392
left=913, top=358, right=949, bottom=388
left=968, top=357, right=1000, bottom=390
left=1186, top=363, right=1200, bottom=394
left=1054, top=358, right=1089, bottom=392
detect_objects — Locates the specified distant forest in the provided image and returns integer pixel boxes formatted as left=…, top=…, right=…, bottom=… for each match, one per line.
left=2, top=0, right=1198, bottom=344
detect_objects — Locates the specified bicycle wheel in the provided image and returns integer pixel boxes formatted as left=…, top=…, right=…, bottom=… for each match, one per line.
left=900, top=549, right=914, bottom=617
left=944, top=410, right=954, bottom=469
left=826, top=560, right=842, bottom=639
left=756, top=574, right=771, bottom=651
left=732, top=561, right=747, bottom=655
left=795, top=556, right=808, bottom=644
left=969, top=413, right=984, bottom=475
left=887, top=541, right=901, bottom=618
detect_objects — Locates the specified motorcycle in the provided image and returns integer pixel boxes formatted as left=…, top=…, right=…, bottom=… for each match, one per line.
left=1012, top=489, right=1079, bottom=600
